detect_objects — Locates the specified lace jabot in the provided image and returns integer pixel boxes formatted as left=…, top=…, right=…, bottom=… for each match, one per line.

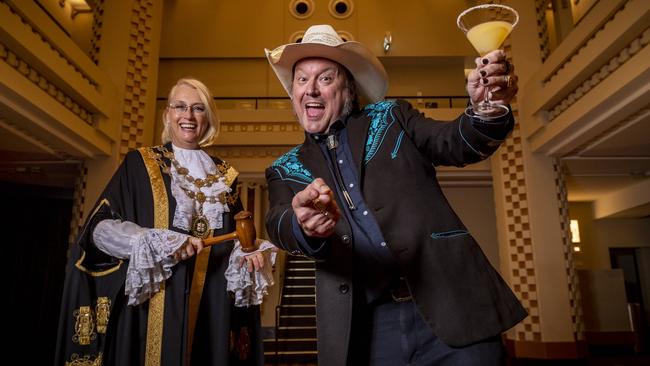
left=170, top=144, right=231, bottom=232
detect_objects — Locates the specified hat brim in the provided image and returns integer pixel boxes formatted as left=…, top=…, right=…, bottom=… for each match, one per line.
left=266, top=41, right=388, bottom=103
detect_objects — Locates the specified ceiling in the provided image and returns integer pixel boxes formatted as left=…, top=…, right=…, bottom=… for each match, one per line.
left=0, top=115, right=81, bottom=189
left=561, top=105, right=650, bottom=218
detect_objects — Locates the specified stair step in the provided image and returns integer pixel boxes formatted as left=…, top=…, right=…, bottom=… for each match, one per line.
left=279, top=314, right=316, bottom=325
left=266, top=350, right=317, bottom=354
left=263, top=339, right=318, bottom=353
left=275, top=327, right=317, bottom=338
left=263, top=351, right=318, bottom=364
left=280, top=315, right=316, bottom=318
left=263, top=255, right=318, bottom=363
left=282, top=288, right=315, bottom=296
left=283, top=277, right=315, bottom=287
left=278, top=305, right=316, bottom=316
left=281, top=295, right=315, bottom=305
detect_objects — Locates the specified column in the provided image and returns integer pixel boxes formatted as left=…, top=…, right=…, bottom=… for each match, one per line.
left=493, top=0, right=585, bottom=358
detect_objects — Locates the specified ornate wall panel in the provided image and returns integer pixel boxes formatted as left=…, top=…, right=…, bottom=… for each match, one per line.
left=119, top=0, right=155, bottom=158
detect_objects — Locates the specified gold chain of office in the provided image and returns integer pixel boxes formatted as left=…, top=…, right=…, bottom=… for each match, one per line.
left=150, top=146, right=239, bottom=237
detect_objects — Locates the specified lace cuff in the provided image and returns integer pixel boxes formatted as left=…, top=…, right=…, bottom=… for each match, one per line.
left=225, top=240, right=277, bottom=307
left=125, top=229, right=188, bottom=306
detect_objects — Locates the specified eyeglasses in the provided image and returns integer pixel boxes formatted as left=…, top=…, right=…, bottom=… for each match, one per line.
left=169, top=103, right=207, bottom=115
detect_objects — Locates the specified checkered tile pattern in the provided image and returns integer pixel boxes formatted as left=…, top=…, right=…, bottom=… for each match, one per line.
left=498, top=123, right=542, bottom=342
left=534, top=0, right=551, bottom=62
left=490, top=47, right=542, bottom=341
left=119, top=0, right=154, bottom=159
left=554, top=162, right=585, bottom=340
left=68, top=162, right=88, bottom=250
left=89, top=0, right=105, bottom=65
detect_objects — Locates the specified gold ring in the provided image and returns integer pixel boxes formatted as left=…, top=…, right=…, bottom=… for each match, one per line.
left=505, top=75, right=512, bottom=88
left=312, top=198, right=326, bottom=212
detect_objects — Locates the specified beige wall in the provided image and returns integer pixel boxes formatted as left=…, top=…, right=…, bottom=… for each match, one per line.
left=160, top=0, right=474, bottom=58
left=570, top=201, right=650, bottom=270
left=157, top=0, right=473, bottom=101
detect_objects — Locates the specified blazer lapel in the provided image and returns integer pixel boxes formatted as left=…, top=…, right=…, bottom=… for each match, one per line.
left=344, top=113, right=370, bottom=183
left=299, top=137, right=345, bottom=208
left=299, top=137, right=332, bottom=184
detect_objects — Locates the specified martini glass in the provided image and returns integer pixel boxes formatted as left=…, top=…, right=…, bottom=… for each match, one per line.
left=457, top=4, right=518, bottom=120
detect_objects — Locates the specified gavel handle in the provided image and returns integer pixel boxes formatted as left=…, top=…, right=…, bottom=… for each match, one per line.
left=202, top=231, right=238, bottom=247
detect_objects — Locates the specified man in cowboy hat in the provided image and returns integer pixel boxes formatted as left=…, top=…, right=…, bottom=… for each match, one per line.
left=264, top=24, right=526, bottom=365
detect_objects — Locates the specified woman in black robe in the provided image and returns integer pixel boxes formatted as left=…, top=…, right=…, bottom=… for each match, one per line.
left=55, top=78, right=269, bottom=365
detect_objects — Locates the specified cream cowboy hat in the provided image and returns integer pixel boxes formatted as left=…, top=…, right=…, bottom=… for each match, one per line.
left=265, top=24, right=388, bottom=103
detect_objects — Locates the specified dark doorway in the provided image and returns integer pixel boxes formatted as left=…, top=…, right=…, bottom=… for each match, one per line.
left=610, top=247, right=649, bottom=354
left=5, top=181, right=72, bottom=365
left=610, top=248, right=644, bottom=307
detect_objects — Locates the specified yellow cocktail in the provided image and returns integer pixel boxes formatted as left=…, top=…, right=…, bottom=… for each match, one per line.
left=457, top=4, right=519, bottom=120
left=466, top=21, right=513, bottom=56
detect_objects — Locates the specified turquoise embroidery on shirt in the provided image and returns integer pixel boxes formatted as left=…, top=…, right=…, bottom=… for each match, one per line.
left=272, top=145, right=314, bottom=185
left=364, top=100, right=397, bottom=164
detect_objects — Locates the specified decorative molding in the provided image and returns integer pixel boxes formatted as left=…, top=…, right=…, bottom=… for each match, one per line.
left=543, top=1, right=629, bottom=85
left=204, top=145, right=292, bottom=159
left=568, top=104, right=650, bottom=156
left=547, top=27, right=649, bottom=121
left=221, top=121, right=302, bottom=133
left=0, top=41, right=94, bottom=125
left=2, top=1, right=98, bottom=88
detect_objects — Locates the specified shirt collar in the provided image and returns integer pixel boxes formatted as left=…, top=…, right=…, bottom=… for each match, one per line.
left=308, top=117, right=348, bottom=143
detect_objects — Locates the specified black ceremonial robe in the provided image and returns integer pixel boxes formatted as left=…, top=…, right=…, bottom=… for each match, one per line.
left=54, top=144, right=263, bottom=366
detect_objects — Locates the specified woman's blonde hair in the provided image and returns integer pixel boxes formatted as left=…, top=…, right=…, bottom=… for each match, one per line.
left=161, top=78, right=219, bottom=146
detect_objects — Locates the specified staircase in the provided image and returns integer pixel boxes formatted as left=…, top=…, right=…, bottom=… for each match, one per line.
left=264, top=255, right=318, bottom=364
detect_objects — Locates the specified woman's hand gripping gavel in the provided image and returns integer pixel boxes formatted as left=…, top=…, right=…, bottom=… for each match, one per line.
left=202, top=211, right=259, bottom=252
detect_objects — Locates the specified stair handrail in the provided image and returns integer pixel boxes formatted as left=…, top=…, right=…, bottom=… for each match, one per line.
left=273, top=252, right=287, bottom=365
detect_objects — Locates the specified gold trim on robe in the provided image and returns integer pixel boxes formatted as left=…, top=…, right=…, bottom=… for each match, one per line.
left=139, top=147, right=169, bottom=366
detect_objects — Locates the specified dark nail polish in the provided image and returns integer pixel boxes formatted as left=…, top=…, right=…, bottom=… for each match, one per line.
left=480, top=70, right=487, bottom=77
left=482, top=58, right=489, bottom=65
left=482, top=78, right=489, bottom=85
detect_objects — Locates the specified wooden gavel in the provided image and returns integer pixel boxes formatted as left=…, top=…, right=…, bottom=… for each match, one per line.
left=202, top=211, right=258, bottom=252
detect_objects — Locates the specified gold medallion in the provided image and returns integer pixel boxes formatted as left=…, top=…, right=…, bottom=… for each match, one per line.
left=191, top=215, right=210, bottom=238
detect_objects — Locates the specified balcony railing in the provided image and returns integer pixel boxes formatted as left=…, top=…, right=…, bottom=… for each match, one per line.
left=159, top=96, right=470, bottom=111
